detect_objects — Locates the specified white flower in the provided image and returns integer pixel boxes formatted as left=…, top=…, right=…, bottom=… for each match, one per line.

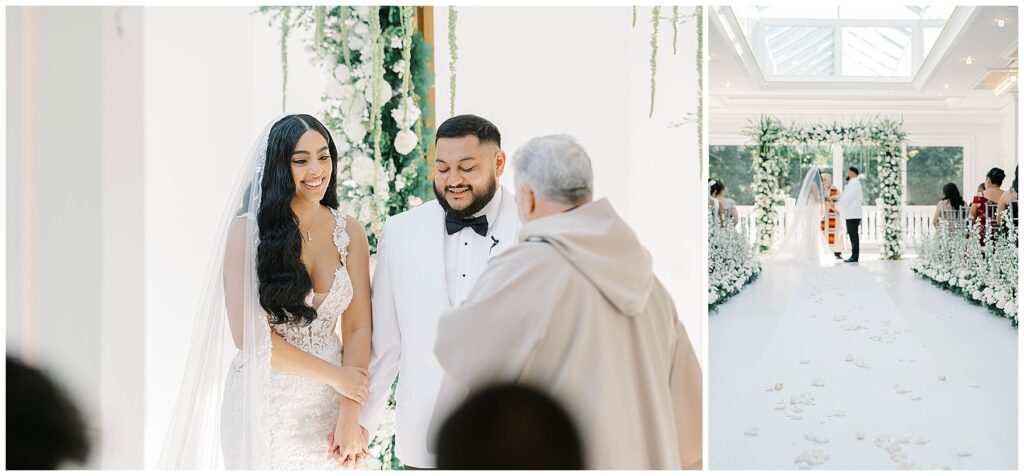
left=347, top=35, right=364, bottom=52
left=326, top=80, right=347, bottom=99
left=334, top=64, right=351, bottom=82
left=390, top=96, right=421, bottom=129
left=371, top=220, right=384, bottom=237
left=392, top=59, right=407, bottom=77
left=354, top=22, right=370, bottom=38
left=390, top=35, right=403, bottom=49
left=354, top=7, right=370, bottom=19
left=973, top=290, right=983, bottom=301
left=363, top=79, right=394, bottom=105
left=351, top=154, right=376, bottom=186
left=343, top=116, right=367, bottom=143
left=334, top=134, right=351, bottom=156
left=408, top=195, right=423, bottom=207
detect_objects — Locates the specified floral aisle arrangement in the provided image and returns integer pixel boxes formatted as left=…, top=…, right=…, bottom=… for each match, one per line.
left=709, top=221, right=761, bottom=311
left=259, top=6, right=436, bottom=469
left=260, top=6, right=435, bottom=253
left=911, top=214, right=1018, bottom=326
left=744, top=115, right=907, bottom=257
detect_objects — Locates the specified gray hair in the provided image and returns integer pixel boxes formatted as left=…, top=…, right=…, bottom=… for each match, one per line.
left=512, top=134, right=594, bottom=206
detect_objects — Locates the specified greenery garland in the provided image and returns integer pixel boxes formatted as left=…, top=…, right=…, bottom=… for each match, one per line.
left=648, top=6, right=660, bottom=118
left=671, top=6, right=679, bottom=55
left=695, top=6, right=704, bottom=176
left=448, top=6, right=458, bottom=116
left=744, top=115, right=908, bottom=256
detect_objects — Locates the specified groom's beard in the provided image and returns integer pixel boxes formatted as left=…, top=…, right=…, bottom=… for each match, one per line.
left=435, top=175, right=498, bottom=219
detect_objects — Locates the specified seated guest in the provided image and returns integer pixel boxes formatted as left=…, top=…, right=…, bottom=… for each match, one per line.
left=996, top=165, right=1018, bottom=228
left=933, top=183, right=966, bottom=226
left=709, top=179, right=724, bottom=225
left=970, top=168, right=1006, bottom=244
left=436, top=383, right=583, bottom=470
left=7, top=356, right=91, bottom=469
left=711, top=180, right=739, bottom=227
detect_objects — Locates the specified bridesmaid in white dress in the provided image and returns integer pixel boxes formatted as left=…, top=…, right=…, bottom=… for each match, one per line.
left=160, top=114, right=372, bottom=469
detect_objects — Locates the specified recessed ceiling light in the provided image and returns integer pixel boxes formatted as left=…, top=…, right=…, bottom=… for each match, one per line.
left=725, top=81, right=732, bottom=88
left=943, top=83, right=950, bottom=90
left=963, top=56, right=975, bottom=65
left=994, top=75, right=1018, bottom=96
left=996, top=18, right=1007, bottom=28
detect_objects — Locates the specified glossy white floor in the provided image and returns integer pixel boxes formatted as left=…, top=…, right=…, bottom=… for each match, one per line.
left=709, top=250, right=1018, bottom=469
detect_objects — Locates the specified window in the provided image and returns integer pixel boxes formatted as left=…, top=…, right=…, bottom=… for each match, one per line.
left=906, top=146, right=965, bottom=205
left=709, top=145, right=756, bottom=206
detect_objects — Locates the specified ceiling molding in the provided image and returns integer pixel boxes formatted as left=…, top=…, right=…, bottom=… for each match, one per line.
left=912, top=6, right=976, bottom=90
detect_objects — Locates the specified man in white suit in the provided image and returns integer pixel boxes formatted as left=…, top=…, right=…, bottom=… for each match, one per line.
left=359, top=114, right=522, bottom=469
left=835, top=166, right=863, bottom=263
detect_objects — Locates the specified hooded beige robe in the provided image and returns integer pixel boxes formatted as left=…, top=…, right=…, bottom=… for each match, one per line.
left=431, top=198, right=702, bottom=469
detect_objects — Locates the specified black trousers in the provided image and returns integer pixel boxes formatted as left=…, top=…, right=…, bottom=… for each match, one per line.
left=846, top=218, right=861, bottom=261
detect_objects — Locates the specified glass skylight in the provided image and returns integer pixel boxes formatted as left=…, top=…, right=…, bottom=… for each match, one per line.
left=732, top=6, right=955, bottom=80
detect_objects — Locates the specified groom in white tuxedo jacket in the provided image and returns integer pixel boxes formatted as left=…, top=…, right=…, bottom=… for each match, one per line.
left=359, top=115, right=521, bottom=468
left=836, top=167, right=864, bottom=262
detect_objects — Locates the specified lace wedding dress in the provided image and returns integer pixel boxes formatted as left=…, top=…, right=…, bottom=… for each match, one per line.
left=221, top=208, right=353, bottom=469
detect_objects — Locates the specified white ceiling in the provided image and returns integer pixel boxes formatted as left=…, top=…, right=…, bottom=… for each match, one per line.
left=710, top=5, right=1018, bottom=111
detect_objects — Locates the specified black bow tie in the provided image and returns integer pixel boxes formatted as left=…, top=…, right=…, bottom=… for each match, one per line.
left=445, top=213, right=489, bottom=236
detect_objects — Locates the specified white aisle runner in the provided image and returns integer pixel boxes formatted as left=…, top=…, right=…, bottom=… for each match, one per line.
left=710, top=255, right=1017, bottom=470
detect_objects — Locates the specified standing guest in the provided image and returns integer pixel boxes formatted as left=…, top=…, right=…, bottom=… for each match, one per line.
left=996, top=165, right=1018, bottom=228
left=711, top=180, right=739, bottom=227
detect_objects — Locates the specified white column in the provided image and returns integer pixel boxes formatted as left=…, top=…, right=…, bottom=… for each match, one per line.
left=100, top=6, right=146, bottom=469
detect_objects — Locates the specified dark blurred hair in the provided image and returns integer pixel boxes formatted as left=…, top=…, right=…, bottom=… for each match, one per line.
left=257, top=114, right=339, bottom=327
left=7, top=356, right=90, bottom=469
left=437, top=383, right=583, bottom=470
left=942, top=183, right=965, bottom=210
left=1012, top=165, right=1018, bottom=192
left=848, top=166, right=859, bottom=175
left=987, top=167, right=1006, bottom=187
left=436, top=114, right=502, bottom=148
left=709, top=180, right=725, bottom=196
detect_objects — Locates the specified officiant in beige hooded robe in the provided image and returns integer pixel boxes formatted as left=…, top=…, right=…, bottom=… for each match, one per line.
left=431, top=135, right=702, bottom=470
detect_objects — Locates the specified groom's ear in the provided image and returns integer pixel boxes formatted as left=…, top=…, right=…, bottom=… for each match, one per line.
left=493, top=149, right=507, bottom=177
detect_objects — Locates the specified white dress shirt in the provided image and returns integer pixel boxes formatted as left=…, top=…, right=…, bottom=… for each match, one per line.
left=444, top=186, right=504, bottom=306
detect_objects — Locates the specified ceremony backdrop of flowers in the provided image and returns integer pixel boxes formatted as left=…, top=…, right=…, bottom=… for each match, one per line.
left=744, top=115, right=907, bottom=258
left=260, top=6, right=435, bottom=254
left=709, top=219, right=761, bottom=311
left=259, top=5, right=437, bottom=469
left=912, top=213, right=1019, bottom=326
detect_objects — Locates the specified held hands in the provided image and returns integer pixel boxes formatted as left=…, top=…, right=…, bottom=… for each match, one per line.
left=329, top=366, right=369, bottom=405
left=327, top=424, right=370, bottom=469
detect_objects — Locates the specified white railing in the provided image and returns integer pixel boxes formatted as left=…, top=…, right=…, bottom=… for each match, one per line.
left=732, top=205, right=937, bottom=248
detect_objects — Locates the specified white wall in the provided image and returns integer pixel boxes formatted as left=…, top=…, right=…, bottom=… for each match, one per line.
left=141, top=6, right=323, bottom=467
left=433, top=6, right=706, bottom=363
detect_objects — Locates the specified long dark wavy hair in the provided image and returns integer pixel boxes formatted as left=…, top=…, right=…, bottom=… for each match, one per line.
left=257, top=114, right=339, bottom=327
left=942, top=183, right=964, bottom=210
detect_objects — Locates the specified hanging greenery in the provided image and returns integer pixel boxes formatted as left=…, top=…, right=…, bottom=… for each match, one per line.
left=448, top=6, right=458, bottom=116
left=695, top=6, right=704, bottom=177
left=672, top=6, right=679, bottom=55
left=648, top=6, right=660, bottom=118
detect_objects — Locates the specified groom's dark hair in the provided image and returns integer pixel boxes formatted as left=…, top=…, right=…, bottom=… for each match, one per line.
left=436, top=114, right=502, bottom=148
left=848, top=166, right=860, bottom=175
left=7, top=356, right=91, bottom=469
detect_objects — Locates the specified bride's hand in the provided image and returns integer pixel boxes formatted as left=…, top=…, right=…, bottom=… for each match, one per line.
left=327, top=419, right=369, bottom=468
left=329, top=366, right=369, bottom=405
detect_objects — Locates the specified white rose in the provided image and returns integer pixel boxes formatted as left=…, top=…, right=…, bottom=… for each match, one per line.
left=1005, top=302, right=1017, bottom=316
left=997, top=300, right=1007, bottom=310
left=343, top=116, right=367, bottom=143
left=948, top=277, right=958, bottom=287
left=334, top=64, right=351, bottom=82
left=364, top=80, right=394, bottom=106
left=392, top=59, right=407, bottom=77
left=354, top=22, right=370, bottom=37
left=351, top=154, right=376, bottom=186
left=973, top=290, right=983, bottom=301
left=333, top=135, right=351, bottom=156
left=408, top=195, right=423, bottom=208
left=371, top=220, right=383, bottom=237
left=390, top=35, right=403, bottom=49
left=394, top=129, right=418, bottom=155
left=395, top=174, right=407, bottom=191
left=347, top=35, right=364, bottom=51
left=354, top=7, right=369, bottom=19
left=323, top=51, right=338, bottom=69
left=390, top=96, right=421, bottom=129
left=358, top=203, right=375, bottom=224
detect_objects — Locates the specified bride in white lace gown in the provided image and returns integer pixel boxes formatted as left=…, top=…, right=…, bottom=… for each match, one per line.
left=160, top=115, right=373, bottom=469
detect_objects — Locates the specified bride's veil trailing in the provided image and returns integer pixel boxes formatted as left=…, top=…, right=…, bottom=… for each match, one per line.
left=771, top=168, right=831, bottom=265
left=157, top=116, right=285, bottom=469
